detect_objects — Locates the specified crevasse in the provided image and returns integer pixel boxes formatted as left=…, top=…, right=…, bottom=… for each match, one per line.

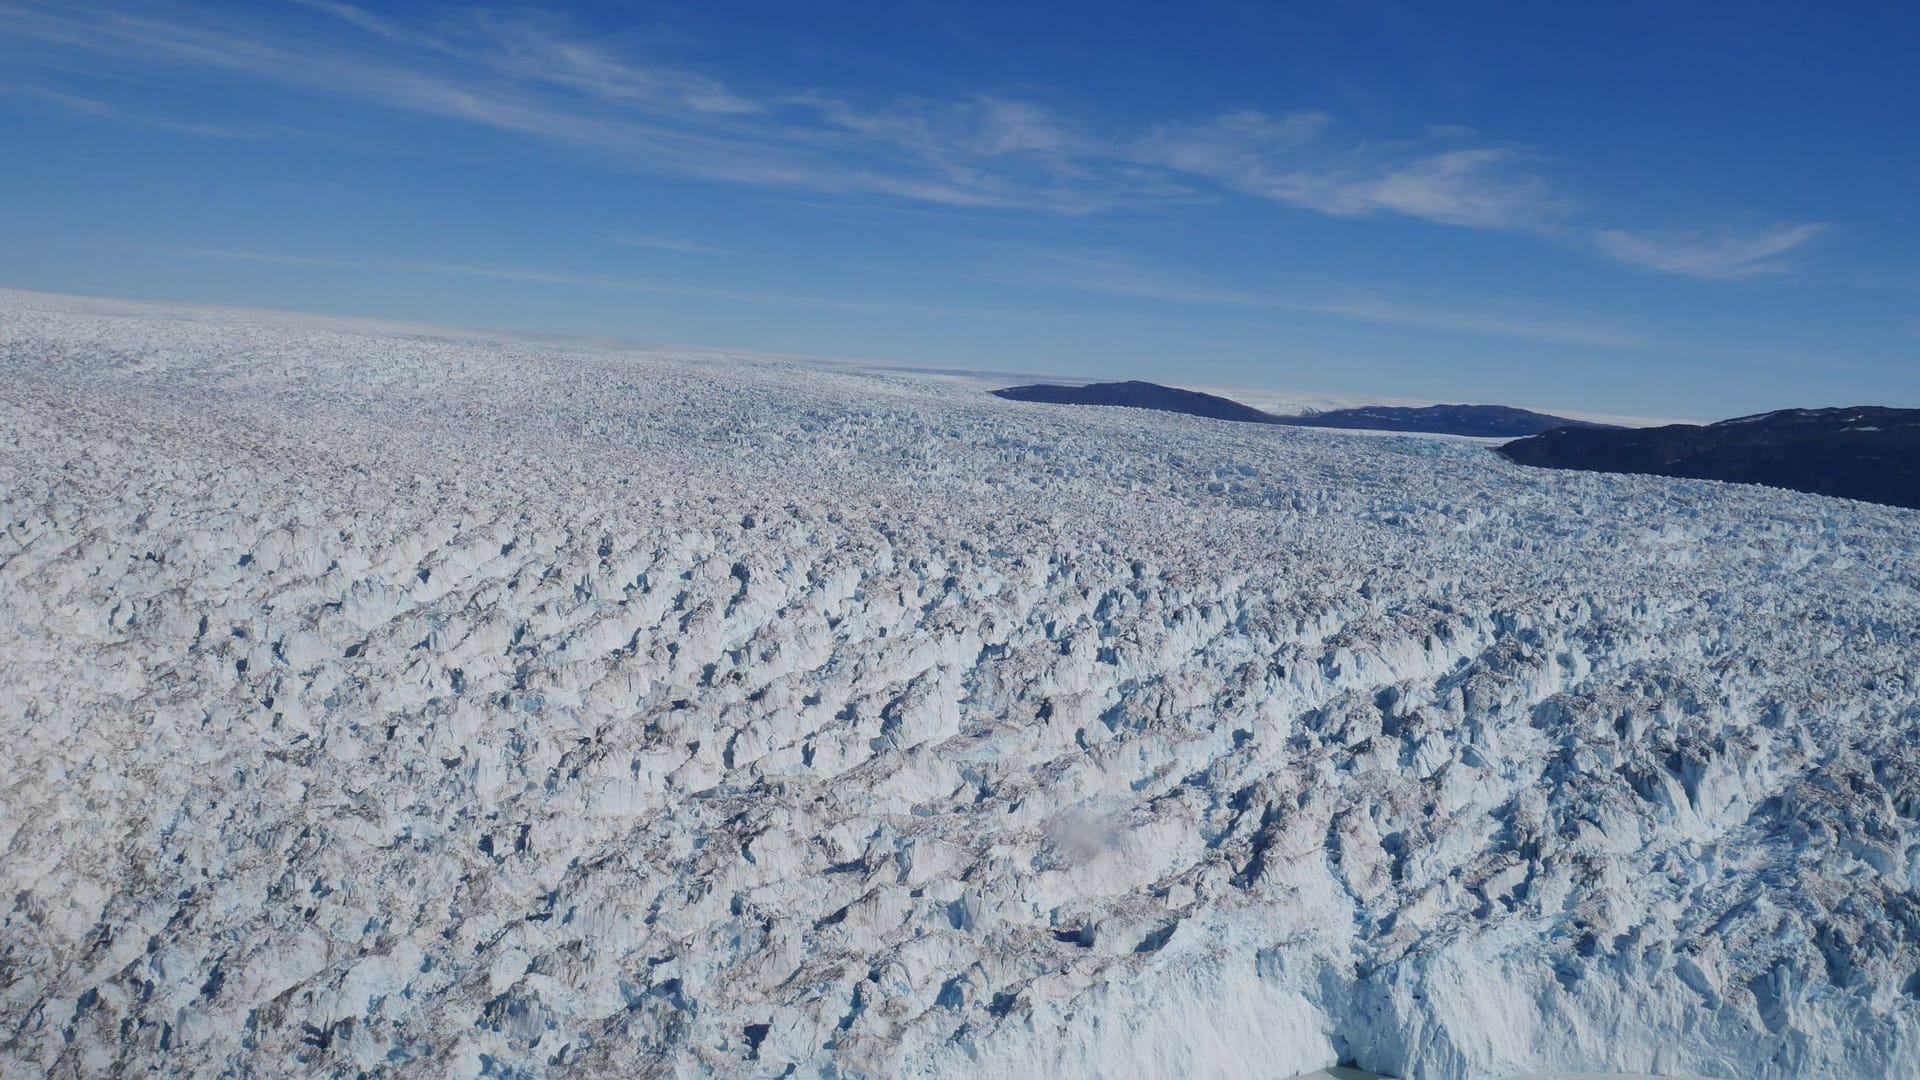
left=1, top=291, right=1916, bottom=1079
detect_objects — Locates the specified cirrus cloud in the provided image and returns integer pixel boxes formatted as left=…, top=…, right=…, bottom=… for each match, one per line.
left=0, top=0, right=1826, bottom=278
left=1593, top=223, right=1828, bottom=279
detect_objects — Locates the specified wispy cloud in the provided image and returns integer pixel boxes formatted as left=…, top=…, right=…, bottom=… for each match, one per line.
left=283, top=0, right=405, bottom=40
left=0, top=1, right=1565, bottom=223
left=1593, top=223, right=1828, bottom=279
left=466, top=12, right=761, bottom=117
left=0, top=1, right=1137, bottom=212
left=0, top=83, right=272, bottom=139
left=607, top=234, right=711, bottom=254
left=1132, top=111, right=1565, bottom=229
left=0, top=0, right=1821, bottom=274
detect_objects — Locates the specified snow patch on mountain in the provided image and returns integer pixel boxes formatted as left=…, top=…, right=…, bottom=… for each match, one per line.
left=1, top=292, right=1917, bottom=1079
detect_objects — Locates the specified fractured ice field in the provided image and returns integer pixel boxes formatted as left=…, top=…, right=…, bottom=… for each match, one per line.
left=1, top=290, right=1918, bottom=1079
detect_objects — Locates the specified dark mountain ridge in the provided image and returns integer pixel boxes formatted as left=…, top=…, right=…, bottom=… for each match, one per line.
left=991, top=380, right=1603, bottom=436
left=1275, top=403, right=1616, bottom=437
left=990, top=380, right=1279, bottom=424
left=1499, top=406, right=1920, bottom=510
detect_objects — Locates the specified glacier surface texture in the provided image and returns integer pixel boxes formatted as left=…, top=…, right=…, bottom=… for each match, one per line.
left=2, top=292, right=1918, bottom=1079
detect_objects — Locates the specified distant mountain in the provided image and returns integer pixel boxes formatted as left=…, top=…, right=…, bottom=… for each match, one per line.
left=991, top=380, right=1602, bottom=437
left=991, top=380, right=1280, bottom=424
left=1272, top=404, right=1613, bottom=437
left=1499, top=406, right=1920, bottom=510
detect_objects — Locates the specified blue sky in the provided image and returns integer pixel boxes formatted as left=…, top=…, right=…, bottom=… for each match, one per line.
left=1, top=1, right=1915, bottom=418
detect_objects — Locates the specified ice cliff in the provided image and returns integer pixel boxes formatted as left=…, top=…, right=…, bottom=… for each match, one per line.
left=2, top=292, right=1917, bottom=1078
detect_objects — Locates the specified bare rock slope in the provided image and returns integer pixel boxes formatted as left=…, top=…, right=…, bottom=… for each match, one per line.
left=1500, top=406, right=1920, bottom=510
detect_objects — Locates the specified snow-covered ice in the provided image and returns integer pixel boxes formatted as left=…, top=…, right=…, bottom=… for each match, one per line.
left=1, top=290, right=1916, bottom=1079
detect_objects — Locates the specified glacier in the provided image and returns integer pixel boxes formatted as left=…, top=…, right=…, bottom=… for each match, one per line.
left=1, top=290, right=1917, bottom=1079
